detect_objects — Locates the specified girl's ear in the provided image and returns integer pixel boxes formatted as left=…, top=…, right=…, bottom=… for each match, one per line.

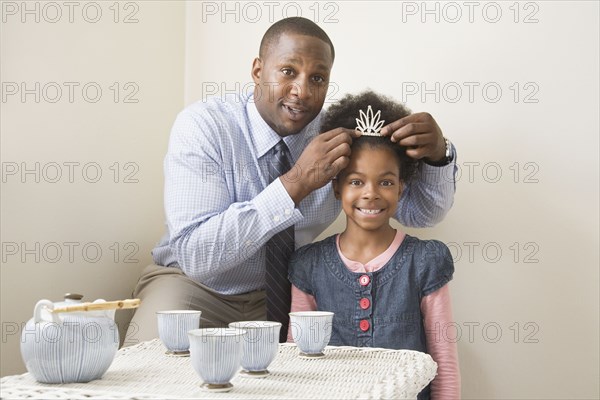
left=332, top=178, right=341, bottom=200
left=398, top=181, right=404, bottom=197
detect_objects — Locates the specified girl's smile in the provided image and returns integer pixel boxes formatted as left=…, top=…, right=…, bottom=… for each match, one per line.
left=334, top=145, right=403, bottom=235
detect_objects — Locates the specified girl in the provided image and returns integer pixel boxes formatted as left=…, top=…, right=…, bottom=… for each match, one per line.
left=288, top=91, right=460, bottom=399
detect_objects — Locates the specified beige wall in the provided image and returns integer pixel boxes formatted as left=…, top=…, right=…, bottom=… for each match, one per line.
left=1, top=1, right=184, bottom=376
left=184, top=1, right=600, bottom=398
left=2, top=1, right=599, bottom=398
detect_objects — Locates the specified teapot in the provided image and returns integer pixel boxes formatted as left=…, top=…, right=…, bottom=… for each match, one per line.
left=20, top=293, right=140, bottom=383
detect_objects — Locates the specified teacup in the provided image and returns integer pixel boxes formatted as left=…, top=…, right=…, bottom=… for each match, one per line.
left=156, top=310, right=202, bottom=356
left=188, top=328, right=247, bottom=392
left=289, top=311, right=334, bottom=358
left=228, top=321, right=281, bottom=377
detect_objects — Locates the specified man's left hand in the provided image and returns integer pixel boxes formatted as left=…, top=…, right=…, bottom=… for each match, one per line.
left=380, top=112, right=445, bottom=163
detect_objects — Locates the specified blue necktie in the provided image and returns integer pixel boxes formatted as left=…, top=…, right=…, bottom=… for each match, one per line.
left=266, top=140, right=294, bottom=342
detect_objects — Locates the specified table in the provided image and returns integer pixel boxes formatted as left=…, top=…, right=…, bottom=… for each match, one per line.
left=1, top=339, right=437, bottom=399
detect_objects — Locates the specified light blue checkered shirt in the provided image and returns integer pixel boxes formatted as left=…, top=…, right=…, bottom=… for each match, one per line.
left=152, top=92, right=457, bottom=295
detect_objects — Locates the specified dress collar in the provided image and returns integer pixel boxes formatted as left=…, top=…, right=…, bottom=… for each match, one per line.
left=336, top=230, right=407, bottom=273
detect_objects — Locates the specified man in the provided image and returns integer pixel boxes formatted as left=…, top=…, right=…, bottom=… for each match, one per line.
left=127, top=17, right=456, bottom=343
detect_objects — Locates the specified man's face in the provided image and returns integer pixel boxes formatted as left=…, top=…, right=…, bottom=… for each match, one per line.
left=251, top=33, right=333, bottom=137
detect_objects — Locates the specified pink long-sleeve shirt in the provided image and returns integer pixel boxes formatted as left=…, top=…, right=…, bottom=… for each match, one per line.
left=289, top=231, right=461, bottom=399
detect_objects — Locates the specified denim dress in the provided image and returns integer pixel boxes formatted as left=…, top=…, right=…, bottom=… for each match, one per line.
left=288, top=234, right=454, bottom=400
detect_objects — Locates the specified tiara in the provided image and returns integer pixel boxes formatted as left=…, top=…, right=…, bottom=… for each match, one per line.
left=355, top=105, right=385, bottom=136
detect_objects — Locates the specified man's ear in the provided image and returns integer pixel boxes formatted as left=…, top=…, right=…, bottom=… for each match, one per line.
left=332, top=178, right=341, bottom=200
left=251, top=57, right=262, bottom=84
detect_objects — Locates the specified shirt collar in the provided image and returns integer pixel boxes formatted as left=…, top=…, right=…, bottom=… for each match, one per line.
left=246, top=95, right=314, bottom=162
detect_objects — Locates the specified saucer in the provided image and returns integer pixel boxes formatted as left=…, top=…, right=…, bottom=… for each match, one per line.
left=239, top=369, right=269, bottom=378
left=165, top=350, right=190, bottom=357
left=299, top=351, right=325, bottom=359
left=199, top=382, right=233, bottom=392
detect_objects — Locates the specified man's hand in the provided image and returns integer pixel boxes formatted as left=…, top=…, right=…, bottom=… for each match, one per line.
left=380, top=112, right=445, bottom=163
left=281, top=127, right=359, bottom=205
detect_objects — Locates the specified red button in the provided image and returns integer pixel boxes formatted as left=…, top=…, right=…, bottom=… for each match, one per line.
left=359, top=275, right=370, bottom=286
left=359, top=298, right=370, bottom=309
left=359, top=320, right=370, bottom=331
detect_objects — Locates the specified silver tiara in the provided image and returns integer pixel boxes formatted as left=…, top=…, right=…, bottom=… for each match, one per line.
left=355, top=105, right=385, bottom=136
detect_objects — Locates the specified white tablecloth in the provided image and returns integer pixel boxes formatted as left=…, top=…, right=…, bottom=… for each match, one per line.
left=1, top=339, right=437, bottom=399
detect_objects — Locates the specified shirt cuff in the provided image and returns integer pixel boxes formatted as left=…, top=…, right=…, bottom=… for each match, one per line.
left=253, top=177, right=303, bottom=233
left=419, top=145, right=457, bottom=186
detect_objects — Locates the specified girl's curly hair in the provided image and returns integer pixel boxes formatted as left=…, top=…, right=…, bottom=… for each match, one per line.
left=321, top=90, right=419, bottom=182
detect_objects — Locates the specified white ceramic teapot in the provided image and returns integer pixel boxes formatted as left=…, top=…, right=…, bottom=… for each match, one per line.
left=20, top=293, right=140, bottom=383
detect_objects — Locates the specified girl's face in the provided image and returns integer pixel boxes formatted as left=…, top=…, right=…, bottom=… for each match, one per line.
left=333, top=145, right=403, bottom=233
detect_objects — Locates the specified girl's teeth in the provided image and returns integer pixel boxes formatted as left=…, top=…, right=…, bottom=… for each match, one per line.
left=360, top=209, right=382, bottom=214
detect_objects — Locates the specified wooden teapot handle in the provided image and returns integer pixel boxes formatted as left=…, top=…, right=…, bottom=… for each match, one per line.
left=51, top=299, right=141, bottom=313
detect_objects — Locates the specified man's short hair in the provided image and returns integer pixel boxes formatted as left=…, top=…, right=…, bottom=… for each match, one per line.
left=259, top=17, right=335, bottom=61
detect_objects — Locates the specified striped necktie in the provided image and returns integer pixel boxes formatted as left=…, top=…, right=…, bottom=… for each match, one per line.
left=265, top=140, right=294, bottom=342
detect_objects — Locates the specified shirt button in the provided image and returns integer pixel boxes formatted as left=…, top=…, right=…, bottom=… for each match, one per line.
left=284, top=209, right=291, bottom=215
left=359, top=275, right=370, bottom=286
left=359, top=320, right=370, bottom=332
left=359, top=298, right=370, bottom=310
left=273, top=216, right=280, bottom=222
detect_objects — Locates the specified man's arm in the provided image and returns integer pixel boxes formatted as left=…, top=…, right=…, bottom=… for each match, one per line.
left=396, top=147, right=457, bottom=227
left=381, top=112, right=457, bottom=227
left=164, top=109, right=302, bottom=282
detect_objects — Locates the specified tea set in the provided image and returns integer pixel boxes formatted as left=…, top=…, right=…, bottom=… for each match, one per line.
left=20, top=294, right=334, bottom=393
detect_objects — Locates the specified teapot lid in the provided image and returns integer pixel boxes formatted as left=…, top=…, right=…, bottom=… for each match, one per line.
left=64, top=293, right=84, bottom=301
